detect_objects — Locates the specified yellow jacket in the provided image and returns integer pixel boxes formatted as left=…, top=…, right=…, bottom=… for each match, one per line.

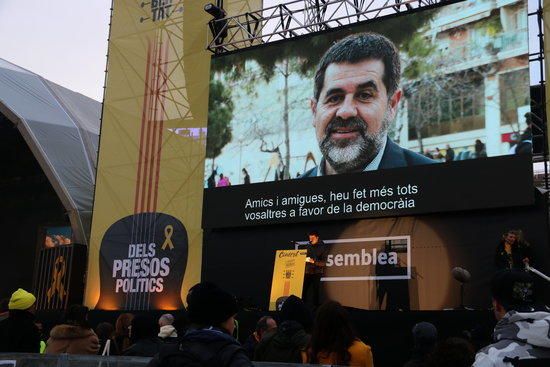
left=303, top=339, right=374, bottom=367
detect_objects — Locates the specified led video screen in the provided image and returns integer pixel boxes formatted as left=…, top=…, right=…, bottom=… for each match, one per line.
left=203, top=0, right=533, bottom=228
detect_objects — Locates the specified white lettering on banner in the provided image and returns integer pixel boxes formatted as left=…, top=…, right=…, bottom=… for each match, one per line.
left=326, top=249, right=398, bottom=267
left=111, top=242, right=172, bottom=294
left=294, top=235, right=411, bottom=282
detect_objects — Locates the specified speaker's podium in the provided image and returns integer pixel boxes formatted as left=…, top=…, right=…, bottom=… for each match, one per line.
left=268, top=249, right=308, bottom=311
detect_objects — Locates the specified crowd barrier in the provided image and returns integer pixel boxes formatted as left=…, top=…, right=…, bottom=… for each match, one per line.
left=0, top=354, right=329, bottom=367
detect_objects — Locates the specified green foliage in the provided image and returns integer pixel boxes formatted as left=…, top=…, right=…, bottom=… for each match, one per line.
left=210, top=9, right=437, bottom=83
left=402, top=34, right=438, bottom=80
left=206, top=79, right=234, bottom=159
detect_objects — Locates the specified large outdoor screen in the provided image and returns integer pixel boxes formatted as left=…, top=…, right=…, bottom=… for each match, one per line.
left=203, top=0, right=533, bottom=228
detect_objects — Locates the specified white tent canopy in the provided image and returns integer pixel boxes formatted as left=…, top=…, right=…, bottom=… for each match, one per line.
left=0, top=58, right=101, bottom=245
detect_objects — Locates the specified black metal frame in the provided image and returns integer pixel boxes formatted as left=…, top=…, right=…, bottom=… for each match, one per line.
left=206, top=0, right=455, bottom=53
left=529, top=0, right=548, bottom=191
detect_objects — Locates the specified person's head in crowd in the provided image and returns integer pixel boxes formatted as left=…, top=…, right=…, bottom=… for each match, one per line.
left=475, top=139, right=484, bottom=151
left=308, top=230, right=320, bottom=245
left=8, top=288, right=36, bottom=314
left=279, top=295, right=313, bottom=332
left=411, top=321, right=438, bottom=354
left=96, top=322, right=115, bottom=340
left=64, top=304, right=91, bottom=329
left=310, top=32, right=402, bottom=175
left=158, top=313, right=174, bottom=328
left=186, top=282, right=238, bottom=336
left=115, top=313, right=134, bottom=337
left=242, top=168, right=248, bottom=176
left=308, top=301, right=358, bottom=365
left=427, top=337, right=475, bottom=367
left=255, top=316, right=277, bottom=341
left=491, top=269, right=537, bottom=320
left=219, top=173, right=224, bottom=180
left=129, top=314, right=158, bottom=343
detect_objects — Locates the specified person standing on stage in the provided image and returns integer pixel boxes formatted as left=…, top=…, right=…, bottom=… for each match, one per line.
left=495, top=230, right=531, bottom=270
left=303, top=230, right=330, bottom=309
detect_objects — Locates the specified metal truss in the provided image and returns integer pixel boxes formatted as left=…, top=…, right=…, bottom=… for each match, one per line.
left=529, top=0, right=548, bottom=191
left=206, top=0, right=455, bottom=53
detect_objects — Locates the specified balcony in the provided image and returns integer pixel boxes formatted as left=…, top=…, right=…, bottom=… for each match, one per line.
left=439, top=29, right=528, bottom=72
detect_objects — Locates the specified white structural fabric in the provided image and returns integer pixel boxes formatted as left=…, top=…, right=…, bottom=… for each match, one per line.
left=0, top=58, right=101, bottom=245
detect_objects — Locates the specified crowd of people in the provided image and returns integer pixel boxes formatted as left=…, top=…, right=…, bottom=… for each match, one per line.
left=207, top=168, right=252, bottom=188
left=0, top=269, right=549, bottom=366
left=423, top=140, right=487, bottom=162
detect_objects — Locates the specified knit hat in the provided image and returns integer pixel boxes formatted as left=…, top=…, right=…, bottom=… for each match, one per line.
left=278, top=295, right=313, bottom=331
left=186, top=282, right=238, bottom=326
left=412, top=322, right=438, bottom=353
left=8, top=288, right=36, bottom=310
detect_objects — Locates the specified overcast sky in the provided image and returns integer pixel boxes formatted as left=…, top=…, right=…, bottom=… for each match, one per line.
left=0, top=0, right=541, bottom=102
left=0, top=0, right=111, bottom=101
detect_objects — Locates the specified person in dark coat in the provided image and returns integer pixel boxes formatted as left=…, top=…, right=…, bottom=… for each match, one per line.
left=123, top=314, right=161, bottom=357
left=0, top=288, right=41, bottom=353
left=242, top=316, right=277, bottom=359
left=150, top=282, right=252, bottom=367
left=254, top=295, right=312, bottom=363
left=445, top=144, right=455, bottom=162
left=301, top=33, right=436, bottom=178
left=495, top=230, right=531, bottom=270
left=96, top=322, right=119, bottom=355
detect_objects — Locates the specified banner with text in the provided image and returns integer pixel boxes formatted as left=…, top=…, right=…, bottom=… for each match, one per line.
left=269, top=249, right=307, bottom=311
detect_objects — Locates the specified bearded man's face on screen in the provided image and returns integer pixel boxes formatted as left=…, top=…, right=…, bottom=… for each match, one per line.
left=311, top=58, right=401, bottom=174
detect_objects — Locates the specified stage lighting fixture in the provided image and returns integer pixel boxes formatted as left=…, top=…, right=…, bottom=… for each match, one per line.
left=204, top=3, right=226, bottom=19
left=205, top=1, right=228, bottom=47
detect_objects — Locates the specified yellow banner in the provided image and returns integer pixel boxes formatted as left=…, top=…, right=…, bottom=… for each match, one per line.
left=85, top=0, right=260, bottom=310
left=269, top=249, right=307, bottom=311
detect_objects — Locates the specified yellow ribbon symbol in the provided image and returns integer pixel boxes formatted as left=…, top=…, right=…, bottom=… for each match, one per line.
left=161, top=225, right=174, bottom=250
left=46, top=256, right=67, bottom=304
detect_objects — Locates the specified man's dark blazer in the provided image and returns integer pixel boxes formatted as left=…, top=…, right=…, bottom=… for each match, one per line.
left=301, top=138, right=436, bottom=177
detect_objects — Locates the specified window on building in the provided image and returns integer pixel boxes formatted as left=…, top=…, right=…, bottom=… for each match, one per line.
left=407, top=74, right=485, bottom=140
left=499, top=68, right=530, bottom=127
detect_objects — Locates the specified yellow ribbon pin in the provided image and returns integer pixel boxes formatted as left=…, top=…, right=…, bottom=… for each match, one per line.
left=161, top=224, right=174, bottom=250
left=46, top=256, right=67, bottom=304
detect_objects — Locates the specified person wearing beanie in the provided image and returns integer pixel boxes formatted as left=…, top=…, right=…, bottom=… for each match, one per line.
left=0, top=288, right=41, bottom=353
left=149, top=282, right=252, bottom=367
left=473, top=270, right=550, bottom=366
left=45, top=304, right=100, bottom=355
left=254, top=295, right=312, bottom=363
left=158, top=313, right=178, bottom=342
left=404, top=322, right=438, bottom=367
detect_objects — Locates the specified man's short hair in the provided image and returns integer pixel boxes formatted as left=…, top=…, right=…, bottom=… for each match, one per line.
left=308, top=230, right=319, bottom=237
left=255, top=316, right=274, bottom=333
left=491, top=269, right=537, bottom=312
left=313, top=32, right=401, bottom=101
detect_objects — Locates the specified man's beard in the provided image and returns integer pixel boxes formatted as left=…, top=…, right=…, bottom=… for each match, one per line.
left=319, top=112, right=391, bottom=174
